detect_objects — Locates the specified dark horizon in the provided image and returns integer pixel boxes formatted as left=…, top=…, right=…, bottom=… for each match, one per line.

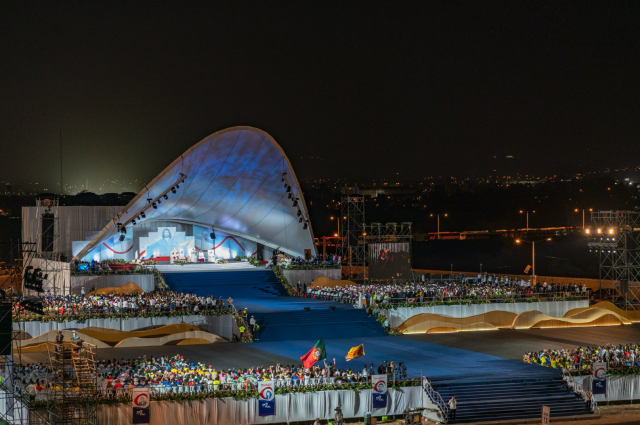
left=2, top=2, right=639, bottom=191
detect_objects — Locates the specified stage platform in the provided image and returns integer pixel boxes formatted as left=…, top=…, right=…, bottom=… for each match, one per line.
left=149, top=261, right=256, bottom=273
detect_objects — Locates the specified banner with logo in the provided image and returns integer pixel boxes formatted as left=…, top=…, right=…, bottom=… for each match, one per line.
left=132, top=387, right=150, bottom=424
left=372, top=374, right=388, bottom=409
left=591, top=362, right=607, bottom=394
left=258, top=380, right=275, bottom=416
left=592, top=361, right=607, bottom=395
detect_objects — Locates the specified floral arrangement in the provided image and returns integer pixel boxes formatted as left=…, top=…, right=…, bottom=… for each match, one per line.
left=28, top=380, right=421, bottom=408
left=231, top=310, right=253, bottom=343
left=174, top=260, right=188, bottom=266
left=14, top=308, right=233, bottom=323
left=272, top=266, right=295, bottom=296
left=153, top=269, right=168, bottom=291
left=71, top=268, right=154, bottom=277
left=218, top=259, right=228, bottom=264
left=377, top=296, right=547, bottom=310
left=285, top=263, right=340, bottom=270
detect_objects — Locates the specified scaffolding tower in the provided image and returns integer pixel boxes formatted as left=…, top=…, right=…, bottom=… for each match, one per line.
left=587, top=211, right=640, bottom=309
left=338, top=195, right=366, bottom=283
left=29, top=341, right=99, bottom=425
left=0, top=241, right=37, bottom=425
left=365, top=222, right=413, bottom=243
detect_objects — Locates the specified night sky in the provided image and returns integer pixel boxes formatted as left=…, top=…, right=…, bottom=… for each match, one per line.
left=1, top=2, right=639, bottom=192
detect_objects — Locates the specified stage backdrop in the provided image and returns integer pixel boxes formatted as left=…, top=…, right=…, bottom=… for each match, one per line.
left=73, top=222, right=269, bottom=262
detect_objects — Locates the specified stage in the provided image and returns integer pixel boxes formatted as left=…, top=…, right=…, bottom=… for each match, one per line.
left=147, top=261, right=257, bottom=273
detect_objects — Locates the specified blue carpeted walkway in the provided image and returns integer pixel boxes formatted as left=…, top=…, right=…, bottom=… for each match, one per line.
left=165, top=268, right=593, bottom=423
left=163, top=269, right=387, bottom=342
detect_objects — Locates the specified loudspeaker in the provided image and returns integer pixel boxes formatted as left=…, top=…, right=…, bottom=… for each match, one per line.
left=303, top=307, right=311, bottom=311
left=329, top=306, right=336, bottom=311
left=621, top=278, right=629, bottom=293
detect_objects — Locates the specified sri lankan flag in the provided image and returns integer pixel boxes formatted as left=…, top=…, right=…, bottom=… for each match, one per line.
left=346, top=344, right=365, bottom=361
left=300, top=339, right=326, bottom=368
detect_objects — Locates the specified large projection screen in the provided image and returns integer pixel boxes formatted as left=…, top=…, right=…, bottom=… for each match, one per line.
left=368, top=242, right=411, bottom=279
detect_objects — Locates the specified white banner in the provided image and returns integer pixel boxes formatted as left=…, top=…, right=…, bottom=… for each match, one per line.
left=132, top=387, right=151, bottom=424
left=372, top=374, right=388, bottom=409
left=258, top=380, right=275, bottom=416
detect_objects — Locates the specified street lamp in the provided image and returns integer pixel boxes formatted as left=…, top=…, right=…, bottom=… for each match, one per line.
left=330, top=216, right=340, bottom=237
left=429, top=213, right=448, bottom=239
left=574, top=208, right=593, bottom=229
left=516, top=237, right=552, bottom=283
left=519, top=210, right=535, bottom=229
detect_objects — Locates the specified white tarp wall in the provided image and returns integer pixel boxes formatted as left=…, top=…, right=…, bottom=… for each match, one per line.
left=572, top=375, right=640, bottom=402
left=70, top=274, right=156, bottom=294
left=22, top=206, right=122, bottom=260
left=95, top=387, right=423, bottom=425
left=384, top=300, right=589, bottom=328
left=14, top=314, right=234, bottom=340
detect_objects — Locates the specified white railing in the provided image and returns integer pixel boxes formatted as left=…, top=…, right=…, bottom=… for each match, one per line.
left=422, top=377, right=448, bottom=424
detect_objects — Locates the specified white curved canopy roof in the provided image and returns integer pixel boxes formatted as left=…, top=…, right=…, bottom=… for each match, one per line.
left=74, top=126, right=315, bottom=260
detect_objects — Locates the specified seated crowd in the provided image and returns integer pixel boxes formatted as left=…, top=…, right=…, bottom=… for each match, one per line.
left=13, top=291, right=235, bottom=318
left=9, top=355, right=409, bottom=401
left=524, top=343, right=640, bottom=371
left=299, top=275, right=588, bottom=307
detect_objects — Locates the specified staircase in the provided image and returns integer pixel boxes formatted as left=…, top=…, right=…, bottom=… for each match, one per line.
left=163, top=270, right=288, bottom=300
left=256, top=309, right=387, bottom=342
left=434, top=378, right=593, bottom=423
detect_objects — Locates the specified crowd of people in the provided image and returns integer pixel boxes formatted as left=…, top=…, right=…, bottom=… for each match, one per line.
left=524, top=343, right=640, bottom=371
left=12, top=290, right=235, bottom=318
left=8, top=354, right=410, bottom=401
left=296, top=275, right=589, bottom=308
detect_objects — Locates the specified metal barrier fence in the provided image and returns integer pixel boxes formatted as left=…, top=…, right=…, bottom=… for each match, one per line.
left=380, top=293, right=588, bottom=304
left=22, top=375, right=423, bottom=402
left=12, top=305, right=233, bottom=321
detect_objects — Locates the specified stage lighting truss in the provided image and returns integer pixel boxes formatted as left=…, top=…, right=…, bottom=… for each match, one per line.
left=19, top=297, right=44, bottom=314
left=119, top=173, right=187, bottom=229
left=23, top=266, right=46, bottom=293
left=588, top=211, right=640, bottom=309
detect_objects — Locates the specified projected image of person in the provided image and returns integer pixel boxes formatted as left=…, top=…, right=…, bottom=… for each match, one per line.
left=148, top=229, right=178, bottom=256
left=369, top=243, right=411, bottom=279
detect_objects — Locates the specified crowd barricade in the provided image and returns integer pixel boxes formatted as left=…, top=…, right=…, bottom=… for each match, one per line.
left=83, top=375, right=420, bottom=401
left=13, top=304, right=230, bottom=321
left=380, top=292, right=588, bottom=304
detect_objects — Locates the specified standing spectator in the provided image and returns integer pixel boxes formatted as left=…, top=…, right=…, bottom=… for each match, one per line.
left=585, top=388, right=592, bottom=411
left=26, top=381, right=37, bottom=402
left=448, top=396, right=457, bottom=420
left=55, top=330, right=64, bottom=353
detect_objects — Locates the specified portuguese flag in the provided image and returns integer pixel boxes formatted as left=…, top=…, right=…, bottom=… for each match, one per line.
left=300, top=339, right=326, bottom=368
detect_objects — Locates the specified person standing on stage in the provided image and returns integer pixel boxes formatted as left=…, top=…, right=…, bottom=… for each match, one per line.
left=448, top=396, right=457, bottom=420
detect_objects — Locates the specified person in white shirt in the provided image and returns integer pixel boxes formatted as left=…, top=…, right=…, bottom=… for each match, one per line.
left=26, top=381, right=37, bottom=402
left=448, top=396, right=457, bottom=420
